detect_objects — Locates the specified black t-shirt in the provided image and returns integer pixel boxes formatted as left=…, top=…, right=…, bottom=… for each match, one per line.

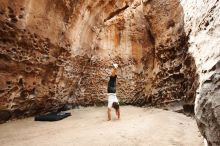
left=107, top=75, right=117, bottom=93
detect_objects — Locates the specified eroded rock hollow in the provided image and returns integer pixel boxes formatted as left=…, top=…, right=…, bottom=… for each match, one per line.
left=0, top=0, right=197, bottom=120
left=1, top=0, right=220, bottom=145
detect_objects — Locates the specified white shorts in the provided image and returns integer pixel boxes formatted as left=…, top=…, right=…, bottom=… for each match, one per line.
left=108, top=93, right=119, bottom=108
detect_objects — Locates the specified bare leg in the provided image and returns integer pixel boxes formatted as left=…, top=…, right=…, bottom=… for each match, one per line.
left=116, top=108, right=120, bottom=120
left=107, top=108, right=111, bottom=121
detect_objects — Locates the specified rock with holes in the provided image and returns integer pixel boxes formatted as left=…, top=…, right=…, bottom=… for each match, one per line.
left=0, top=0, right=197, bottom=122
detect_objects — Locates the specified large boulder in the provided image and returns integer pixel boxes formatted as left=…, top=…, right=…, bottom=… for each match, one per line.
left=181, top=0, right=220, bottom=145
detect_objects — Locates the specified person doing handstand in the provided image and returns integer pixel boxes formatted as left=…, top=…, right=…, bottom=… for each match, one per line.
left=107, top=63, right=120, bottom=121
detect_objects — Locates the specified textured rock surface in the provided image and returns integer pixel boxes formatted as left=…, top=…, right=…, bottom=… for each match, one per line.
left=0, top=0, right=197, bottom=122
left=181, top=0, right=220, bottom=145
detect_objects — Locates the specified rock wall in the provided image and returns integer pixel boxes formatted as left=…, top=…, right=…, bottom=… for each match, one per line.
left=181, top=0, right=220, bottom=145
left=0, top=0, right=197, bottom=122
left=141, top=0, right=197, bottom=107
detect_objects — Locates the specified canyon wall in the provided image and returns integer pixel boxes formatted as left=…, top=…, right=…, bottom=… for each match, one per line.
left=0, top=0, right=197, bottom=122
left=181, top=0, right=220, bottom=145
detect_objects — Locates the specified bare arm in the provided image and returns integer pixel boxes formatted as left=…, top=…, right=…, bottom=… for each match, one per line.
left=111, top=68, right=117, bottom=76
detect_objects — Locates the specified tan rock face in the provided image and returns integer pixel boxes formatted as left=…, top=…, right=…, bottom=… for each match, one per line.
left=182, top=0, right=220, bottom=145
left=0, top=0, right=197, bottom=122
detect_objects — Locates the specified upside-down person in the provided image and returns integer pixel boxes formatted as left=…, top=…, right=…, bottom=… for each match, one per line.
left=107, top=63, right=120, bottom=121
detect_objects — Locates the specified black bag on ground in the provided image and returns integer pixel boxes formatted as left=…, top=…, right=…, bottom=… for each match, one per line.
left=34, top=112, right=71, bottom=121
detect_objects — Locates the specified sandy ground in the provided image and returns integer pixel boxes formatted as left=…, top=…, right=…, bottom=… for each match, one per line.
left=0, top=106, right=203, bottom=146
